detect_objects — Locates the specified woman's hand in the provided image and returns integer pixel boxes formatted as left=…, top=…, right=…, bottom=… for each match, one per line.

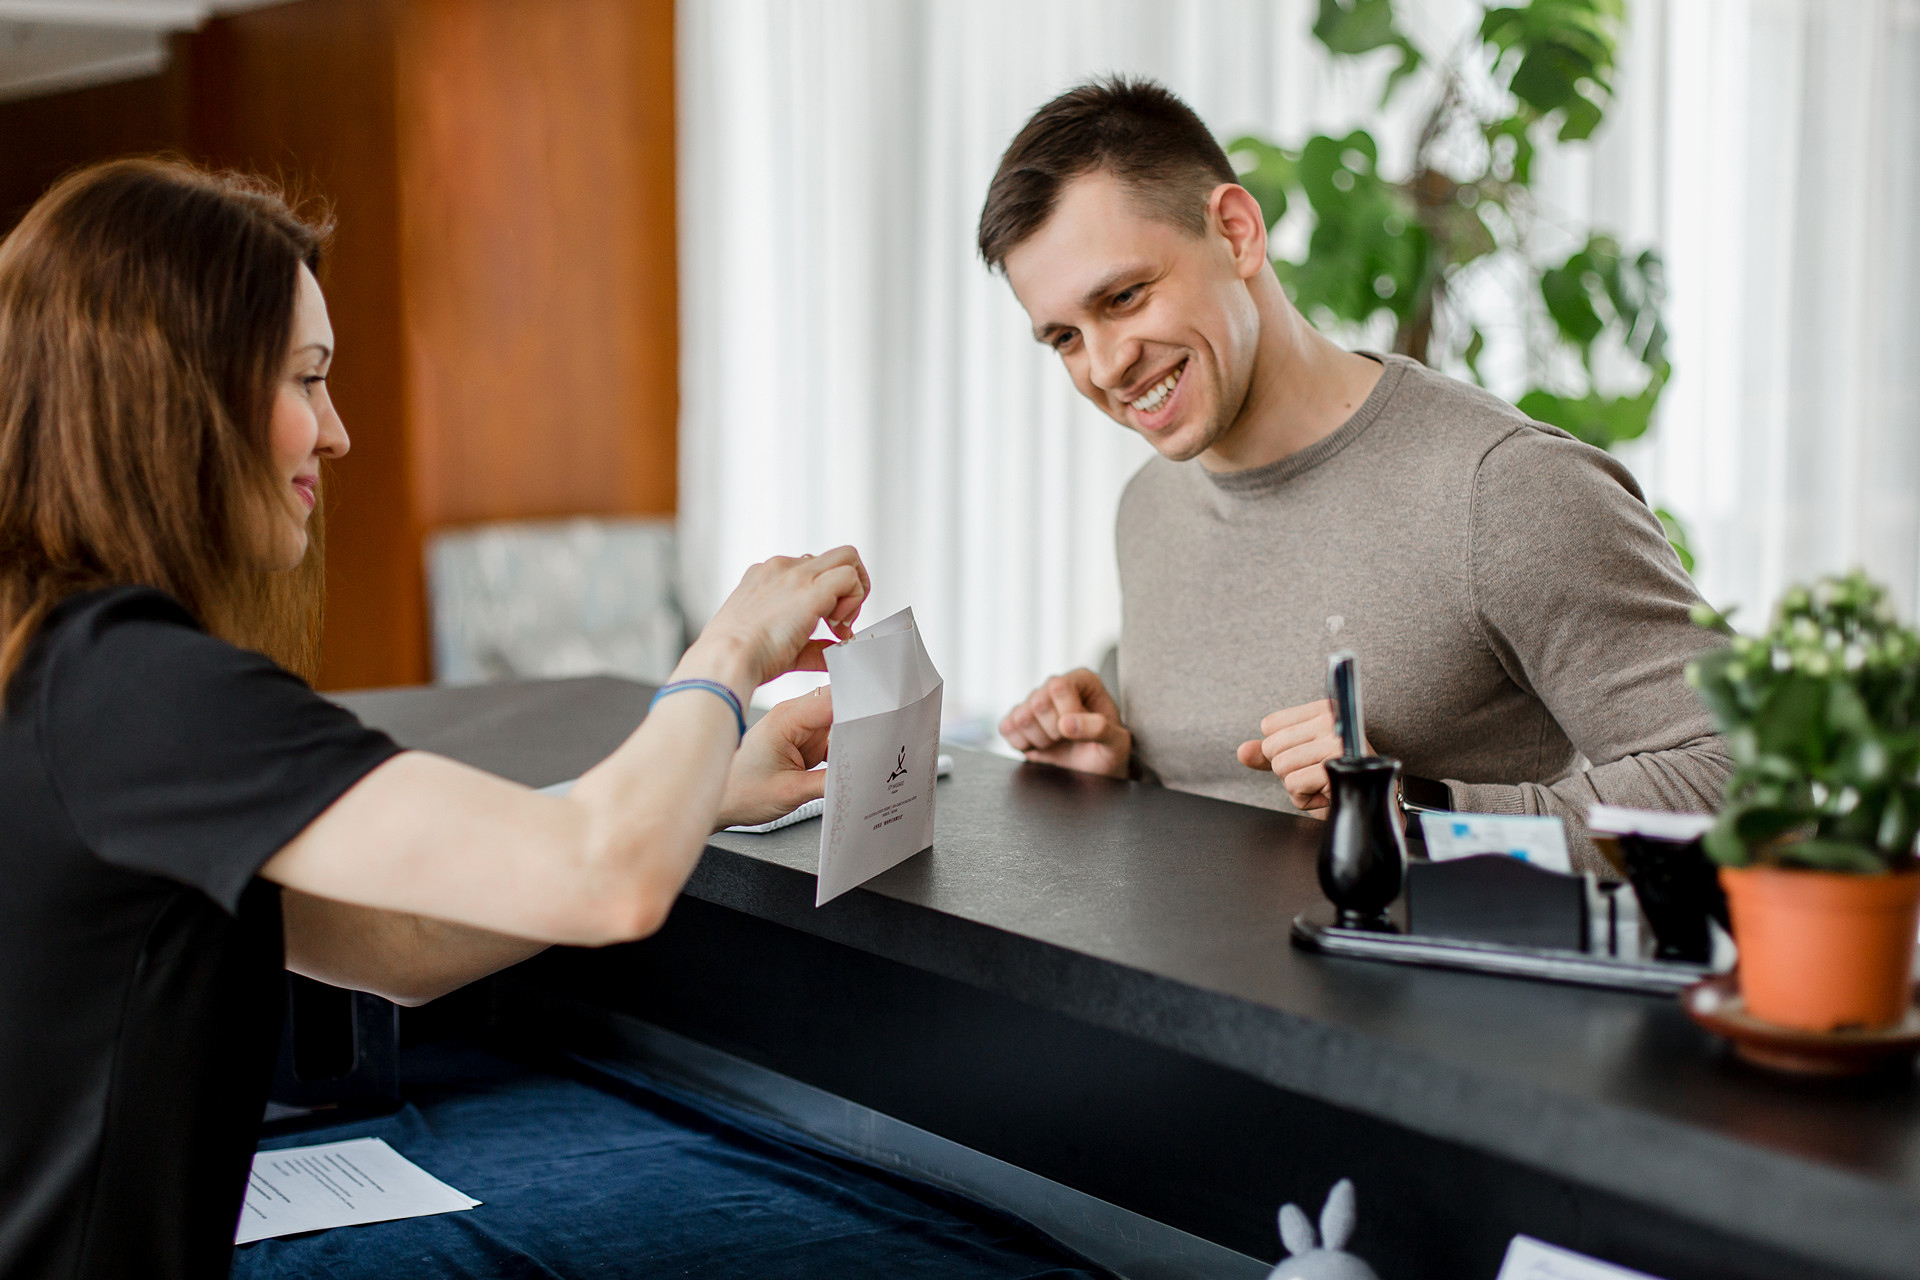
left=717, top=688, right=833, bottom=829
left=683, top=546, right=871, bottom=695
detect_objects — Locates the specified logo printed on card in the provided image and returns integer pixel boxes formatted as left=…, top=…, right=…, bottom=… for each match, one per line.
left=887, top=746, right=908, bottom=783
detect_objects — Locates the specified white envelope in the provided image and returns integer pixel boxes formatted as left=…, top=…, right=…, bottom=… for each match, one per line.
left=817, top=607, right=943, bottom=905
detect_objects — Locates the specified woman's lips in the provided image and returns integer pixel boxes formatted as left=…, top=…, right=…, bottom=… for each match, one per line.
left=292, top=476, right=317, bottom=510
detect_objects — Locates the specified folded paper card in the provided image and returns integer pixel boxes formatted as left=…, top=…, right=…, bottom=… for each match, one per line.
left=816, top=606, right=943, bottom=905
left=1587, top=804, right=1715, bottom=842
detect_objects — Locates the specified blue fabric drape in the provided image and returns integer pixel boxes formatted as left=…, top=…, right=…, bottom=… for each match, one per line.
left=232, top=1045, right=1109, bottom=1280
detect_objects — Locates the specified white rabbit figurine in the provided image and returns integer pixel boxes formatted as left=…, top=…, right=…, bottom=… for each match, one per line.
left=1266, top=1179, right=1381, bottom=1280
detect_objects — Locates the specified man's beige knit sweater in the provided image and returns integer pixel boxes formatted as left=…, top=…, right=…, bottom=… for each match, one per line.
left=1115, top=353, right=1730, bottom=873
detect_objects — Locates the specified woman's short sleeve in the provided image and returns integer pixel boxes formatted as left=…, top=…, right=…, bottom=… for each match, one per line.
left=35, top=588, right=402, bottom=913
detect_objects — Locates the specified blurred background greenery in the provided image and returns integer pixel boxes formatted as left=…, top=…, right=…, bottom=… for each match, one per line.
left=1231, top=0, right=1692, bottom=569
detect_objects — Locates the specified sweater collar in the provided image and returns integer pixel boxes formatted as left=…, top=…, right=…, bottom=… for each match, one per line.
left=1199, top=352, right=1407, bottom=497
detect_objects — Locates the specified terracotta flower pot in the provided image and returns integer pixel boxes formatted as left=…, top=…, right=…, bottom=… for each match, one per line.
left=1720, top=863, right=1920, bottom=1032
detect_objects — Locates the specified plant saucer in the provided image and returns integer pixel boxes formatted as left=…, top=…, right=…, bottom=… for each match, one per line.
left=1681, top=975, right=1920, bottom=1077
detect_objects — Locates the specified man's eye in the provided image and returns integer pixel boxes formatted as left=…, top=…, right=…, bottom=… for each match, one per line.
left=1052, top=332, right=1077, bottom=352
left=1112, top=288, right=1139, bottom=307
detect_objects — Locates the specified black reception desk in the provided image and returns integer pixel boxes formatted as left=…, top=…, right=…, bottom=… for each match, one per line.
left=337, top=675, right=1920, bottom=1280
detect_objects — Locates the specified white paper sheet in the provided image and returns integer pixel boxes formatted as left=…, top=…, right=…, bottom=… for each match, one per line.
left=1497, top=1235, right=1666, bottom=1280
left=816, top=607, right=943, bottom=905
left=235, top=1137, right=479, bottom=1244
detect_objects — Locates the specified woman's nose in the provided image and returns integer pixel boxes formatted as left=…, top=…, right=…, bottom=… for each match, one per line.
left=316, top=399, right=350, bottom=459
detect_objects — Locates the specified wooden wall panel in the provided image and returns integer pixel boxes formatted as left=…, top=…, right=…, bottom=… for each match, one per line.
left=0, top=70, right=188, bottom=231
left=395, top=0, right=678, bottom=528
left=0, top=0, right=679, bottom=690
left=185, top=0, right=425, bottom=691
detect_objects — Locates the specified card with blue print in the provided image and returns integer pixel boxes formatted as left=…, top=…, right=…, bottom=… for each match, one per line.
left=1419, top=812, right=1572, bottom=874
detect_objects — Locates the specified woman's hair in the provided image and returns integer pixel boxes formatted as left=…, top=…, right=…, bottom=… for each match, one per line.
left=0, top=157, right=334, bottom=694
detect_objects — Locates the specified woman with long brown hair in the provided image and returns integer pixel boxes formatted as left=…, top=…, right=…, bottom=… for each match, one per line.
left=0, top=158, right=866, bottom=1280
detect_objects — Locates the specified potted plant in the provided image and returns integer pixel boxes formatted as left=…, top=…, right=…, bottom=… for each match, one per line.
left=1688, top=571, right=1920, bottom=1032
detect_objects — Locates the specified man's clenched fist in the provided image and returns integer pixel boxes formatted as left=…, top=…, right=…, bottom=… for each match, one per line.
left=999, top=669, right=1132, bottom=779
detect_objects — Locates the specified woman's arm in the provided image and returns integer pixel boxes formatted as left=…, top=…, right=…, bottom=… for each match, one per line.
left=279, top=687, right=838, bottom=999
left=260, top=549, right=866, bottom=949
left=282, top=890, right=546, bottom=1006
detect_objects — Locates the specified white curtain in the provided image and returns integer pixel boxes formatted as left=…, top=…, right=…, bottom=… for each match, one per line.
left=677, top=0, right=1920, bottom=729
left=1636, top=0, right=1920, bottom=625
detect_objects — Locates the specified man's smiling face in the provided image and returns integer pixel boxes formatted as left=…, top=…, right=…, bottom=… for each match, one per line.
left=1004, top=170, right=1262, bottom=464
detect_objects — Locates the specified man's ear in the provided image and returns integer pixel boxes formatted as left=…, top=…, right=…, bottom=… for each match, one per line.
left=1208, top=183, right=1270, bottom=281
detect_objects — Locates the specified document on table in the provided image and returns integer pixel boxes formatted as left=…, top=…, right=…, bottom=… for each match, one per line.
left=235, top=1137, right=479, bottom=1244
left=1498, top=1235, right=1666, bottom=1280
left=816, top=606, right=943, bottom=905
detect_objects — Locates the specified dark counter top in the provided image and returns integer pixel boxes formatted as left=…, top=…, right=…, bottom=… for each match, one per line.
left=338, top=675, right=1920, bottom=1279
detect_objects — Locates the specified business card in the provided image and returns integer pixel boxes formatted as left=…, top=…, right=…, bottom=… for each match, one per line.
left=1419, top=813, right=1572, bottom=874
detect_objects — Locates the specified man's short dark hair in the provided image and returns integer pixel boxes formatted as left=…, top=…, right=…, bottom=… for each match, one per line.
left=976, top=76, right=1237, bottom=272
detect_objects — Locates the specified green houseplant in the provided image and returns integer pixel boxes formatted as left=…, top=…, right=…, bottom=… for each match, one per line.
left=1229, top=0, right=1693, bottom=568
left=1687, top=572, right=1920, bottom=1031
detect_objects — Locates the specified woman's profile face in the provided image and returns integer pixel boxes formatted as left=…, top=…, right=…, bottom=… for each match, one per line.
left=265, top=265, right=348, bottom=569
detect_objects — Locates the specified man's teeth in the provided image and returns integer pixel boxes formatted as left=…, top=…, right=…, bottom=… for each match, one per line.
left=1130, top=366, right=1181, bottom=413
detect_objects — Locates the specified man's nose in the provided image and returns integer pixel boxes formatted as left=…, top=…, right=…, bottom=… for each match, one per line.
left=1084, top=329, right=1136, bottom=394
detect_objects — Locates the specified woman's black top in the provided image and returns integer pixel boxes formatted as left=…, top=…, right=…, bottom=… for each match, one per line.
left=0, top=587, right=400, bottom=1280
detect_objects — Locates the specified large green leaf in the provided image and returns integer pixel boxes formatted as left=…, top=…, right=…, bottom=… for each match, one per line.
left=1481, top=0, right=1625, bottom=140
left=1273, top=131, right=1429, bottom=330
left=1312, top=0, right=1424, bottom=104
left=1228, top=135, right=1297, bottom=229
left=1516, top=382, right=1662, bottom=450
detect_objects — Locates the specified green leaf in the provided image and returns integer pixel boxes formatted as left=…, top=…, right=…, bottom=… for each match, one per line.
left=1314, top=0, right=1408, bottom=54
left=1704, top=814, right=1753, bottom=867
left=1310, top=0, right=1426, bottom=106
left=1272, top=131, right=1429, bottom=332
left=1755, top=675, right=1828, bottom=767
left=1227, top=135, right=1298, bottom=230
left=1515, top=384, right=1660, bottom=450
left=1656, top=507, right=1695, bottom=574
left=1479, top=0, right=1624, bottom=143
left=1773, top=839, right=1888, bottom=874
left=1379, top=43, right=1425, bottom=107
left=1541, top=256, right=1605, bottom=345
left=1732, top=805, right=1812, bottom=848
left=1557, top=94, right=1604, bottom=142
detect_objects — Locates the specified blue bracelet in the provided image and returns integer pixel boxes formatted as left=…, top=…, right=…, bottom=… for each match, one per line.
left=650, top=678, right=747, bottom=742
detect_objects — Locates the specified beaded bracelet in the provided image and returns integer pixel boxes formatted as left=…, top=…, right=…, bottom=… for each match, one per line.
left=650, top=678, right=747, bottom=743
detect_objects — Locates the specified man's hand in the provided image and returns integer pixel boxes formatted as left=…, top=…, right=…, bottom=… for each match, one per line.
left=717, top=688, right=833, bottom=829
left=999, top=669, right=1132, bottom=779
left=1236, top=698, right=1371, bottom=817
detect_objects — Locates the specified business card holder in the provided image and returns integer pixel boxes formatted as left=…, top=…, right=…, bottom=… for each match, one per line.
left=1290, top=907, right=1710, bottom=995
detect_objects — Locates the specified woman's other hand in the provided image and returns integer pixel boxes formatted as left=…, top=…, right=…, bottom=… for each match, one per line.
left=717, top=687, right=833, bottom=829
left=684, top=546, right=871, bottom=694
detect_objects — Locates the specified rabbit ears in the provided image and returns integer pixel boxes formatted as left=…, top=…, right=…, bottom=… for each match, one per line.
left=1277, top=1179, right=1358, bottom=1256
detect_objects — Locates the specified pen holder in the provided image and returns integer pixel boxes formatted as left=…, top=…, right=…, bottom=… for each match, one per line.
left=1319, top=755, right=1407, bottom=931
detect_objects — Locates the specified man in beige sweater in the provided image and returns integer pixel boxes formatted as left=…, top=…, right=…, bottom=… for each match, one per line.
left=983, top=77, right=1728, bottom=872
